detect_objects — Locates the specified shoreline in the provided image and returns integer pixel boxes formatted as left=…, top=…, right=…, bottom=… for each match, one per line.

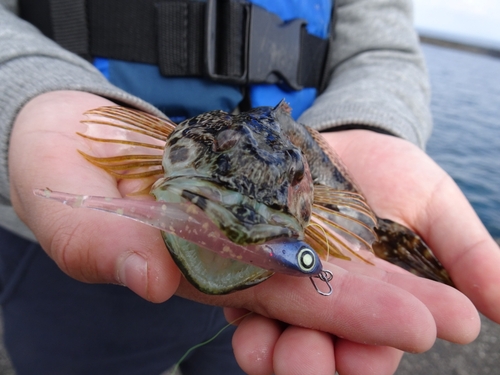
left=419, top=35, right=500, bottom=59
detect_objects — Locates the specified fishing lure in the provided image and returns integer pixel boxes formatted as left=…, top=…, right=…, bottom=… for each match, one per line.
left=34, top=187, right=333, bottom=295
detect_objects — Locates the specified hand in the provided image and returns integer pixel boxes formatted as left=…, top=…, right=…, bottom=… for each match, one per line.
left=322, top=129, right=500, bottom=324
left=10, top=91, right=183, bottom=301
left=224, top=129, right=495, bottom=375
left=177, top=130, right=488, bottom=374
left=9, top=94, right=482, bottom=375
left=225, top=259, right=478, bottom=375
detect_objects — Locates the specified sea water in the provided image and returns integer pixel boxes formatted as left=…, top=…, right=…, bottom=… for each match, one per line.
left=423, top=44, right=500, bottom=238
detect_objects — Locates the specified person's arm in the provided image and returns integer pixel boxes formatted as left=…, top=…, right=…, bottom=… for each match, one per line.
left=0, top=5, right=163, bottom=206
left=301, top=0, right=431, bottom=148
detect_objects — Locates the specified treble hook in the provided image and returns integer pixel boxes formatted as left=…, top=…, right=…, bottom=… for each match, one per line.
left=310, top=269, right=334, bottom=296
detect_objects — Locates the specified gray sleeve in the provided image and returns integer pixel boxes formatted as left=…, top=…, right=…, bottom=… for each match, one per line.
left=299, top=0, right=432, bottom=148
left=0, top=0, right=16, bottom=13
left=0, top=5, right=164, bottom=205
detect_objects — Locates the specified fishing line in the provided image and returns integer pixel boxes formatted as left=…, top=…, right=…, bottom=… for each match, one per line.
left=167, top=311, right=253, bottom=374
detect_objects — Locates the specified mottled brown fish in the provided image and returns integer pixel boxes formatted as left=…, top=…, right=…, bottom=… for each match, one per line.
left=67, top=101, right=453, bottom=293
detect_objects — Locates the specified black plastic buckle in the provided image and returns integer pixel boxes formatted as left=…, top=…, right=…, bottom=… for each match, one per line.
left=205, top=0, right=306, bottom=90
left=247, top=5, right=305, bottom=90
left=205, top=0, right=248, bottom=84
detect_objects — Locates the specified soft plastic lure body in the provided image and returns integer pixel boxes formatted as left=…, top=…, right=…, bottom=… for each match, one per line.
left=34, top=188, right=322, bottom=278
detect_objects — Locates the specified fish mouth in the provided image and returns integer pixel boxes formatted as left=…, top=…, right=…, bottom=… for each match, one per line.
left=162, top=230, right=275, bottom=295
left=151, top=175, right=314, bottom=295
left=152, top=176, right=306, bottom=245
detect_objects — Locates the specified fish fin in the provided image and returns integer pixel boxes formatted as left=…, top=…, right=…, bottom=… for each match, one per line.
left=305, top=127, right=361, bottom=192
left=308, top=184, right=378, bottom=264
left=313, top=185, right=377, bottom=226
left=307, top=212, right=375, bottom=265
left=77, top=106, right=173, bottom=193
left=313, top=185, right=378, bottom=242
left=274, top=99, right=292, bottom=114
left=83, top=106, right=176, bottom=140
left=77, top=149, right=164, bottom=180
left=305, top=223, right=351, bottom=261
left=373, top=217, right=454, bottom=286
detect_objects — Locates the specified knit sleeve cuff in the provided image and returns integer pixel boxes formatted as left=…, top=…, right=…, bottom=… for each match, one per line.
left=0, top=55, right=163, bottom=204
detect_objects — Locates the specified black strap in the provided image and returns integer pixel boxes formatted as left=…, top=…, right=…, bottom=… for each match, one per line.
left=19, top=0, right=329, bottom=90
left=155, top=1, right=212, bottom=77
left=19, top=0, right=90, bottom=58
left=88, top=0, right=159, bottom=65
left=51, top=0, right=89, bottom=57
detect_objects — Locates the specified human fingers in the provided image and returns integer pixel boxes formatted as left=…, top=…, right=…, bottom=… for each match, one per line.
left=9, top=91, right=181, bottom=302
left=417, top=178, right=500, bottom=324
left=272, top=326, right=334, bottom=375
left=334, top=339, right=403, bottom=375
left=229, top=309, right=402, bottom=375
left=231, top=313, right=281, bottom=375
left=228, top=268, right=475, bottom=375
left=179, top=262, right=438, bottom=353
left=333, top=257, right=480, bottom=344
left=202, top=250, right=478, bottom=352
left=324, top=130, right=500, bottom=324
left=231, top=313, right=335, bottom=375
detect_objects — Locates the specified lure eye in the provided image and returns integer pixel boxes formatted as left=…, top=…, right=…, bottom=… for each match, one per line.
left=297, top=247, right=316, bottom=273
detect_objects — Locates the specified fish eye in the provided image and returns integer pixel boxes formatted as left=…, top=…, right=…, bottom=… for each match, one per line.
left=297, top=247, right=316, bottom=272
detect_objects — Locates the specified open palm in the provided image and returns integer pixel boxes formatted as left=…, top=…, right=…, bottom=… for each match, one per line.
left=229, top=129, right=496, bottom=374
left=324, top=129, right=500, bottom=324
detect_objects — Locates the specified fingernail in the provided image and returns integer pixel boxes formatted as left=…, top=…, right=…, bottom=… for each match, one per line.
left=117, top=252, right=148, bottom=295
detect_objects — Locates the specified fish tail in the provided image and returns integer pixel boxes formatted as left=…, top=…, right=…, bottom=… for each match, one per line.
left=373, top=217, right=454, bottom=286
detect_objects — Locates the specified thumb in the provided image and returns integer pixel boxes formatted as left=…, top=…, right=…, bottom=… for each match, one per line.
left=9, top=91, right=180, bottom=302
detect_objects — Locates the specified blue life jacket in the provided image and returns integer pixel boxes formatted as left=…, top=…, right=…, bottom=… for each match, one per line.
left=94, top=0, right=333, bottom=122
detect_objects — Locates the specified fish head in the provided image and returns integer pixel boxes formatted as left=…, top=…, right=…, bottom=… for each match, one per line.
left=156, top=105, right=314, bottom=245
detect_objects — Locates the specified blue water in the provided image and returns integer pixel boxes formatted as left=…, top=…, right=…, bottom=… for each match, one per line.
left=422, top=44, right=500, bottom=238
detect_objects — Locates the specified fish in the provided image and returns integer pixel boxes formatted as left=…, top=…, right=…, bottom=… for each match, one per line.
left=35, top=101, right=453, bottom=294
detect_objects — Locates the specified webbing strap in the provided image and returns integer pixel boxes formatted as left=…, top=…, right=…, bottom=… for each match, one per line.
left=88, top=0, right=159, bottom=65
left=19, top=0, right=329, bottom=90
left=156, top=1, right=209, bottom=77
left=51, top=0, right=88, bottom=57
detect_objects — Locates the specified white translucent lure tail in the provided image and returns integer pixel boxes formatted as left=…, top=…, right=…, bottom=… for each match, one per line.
left=33, top=188, right=323, bottom=278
